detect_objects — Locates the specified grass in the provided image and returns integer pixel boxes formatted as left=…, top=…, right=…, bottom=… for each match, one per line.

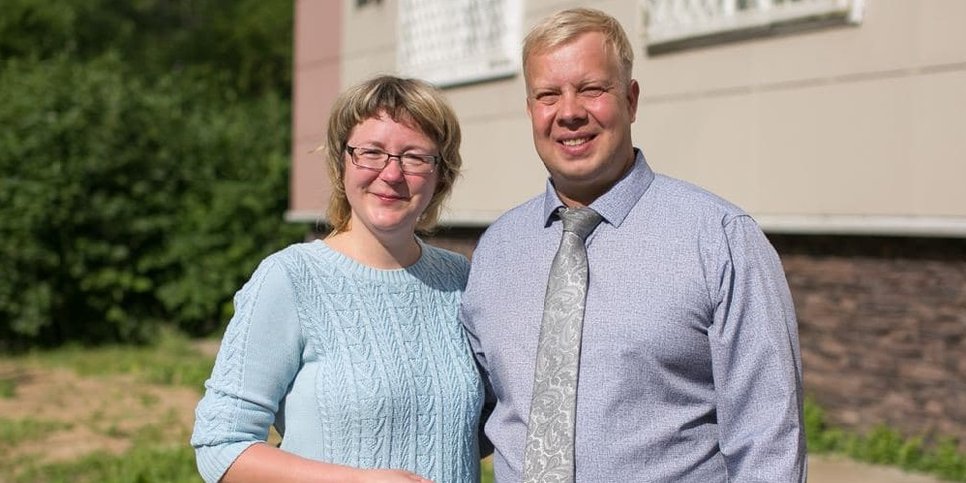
left=0, top=418, right=73, bottom=445
left=0, top=328, right=212, bottom=482
left=0, top=376, right=16, bottom=398
left=12, top=445, right=200, bottom=483
left=805, top=397, right=966, bottom=481
left=1, top=332, right=963, bottom=482
left=481, top=457, right=494, bottom=483
left=24, top=327, right=215, bottom=390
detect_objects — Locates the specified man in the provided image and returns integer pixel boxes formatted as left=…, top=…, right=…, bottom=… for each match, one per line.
left=461, top=7, right=806, bottom=482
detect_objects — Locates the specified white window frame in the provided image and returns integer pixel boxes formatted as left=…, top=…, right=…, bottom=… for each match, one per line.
left=644, top=0, right=865, bottom=53
left=397, top=0, right=522, bottom=87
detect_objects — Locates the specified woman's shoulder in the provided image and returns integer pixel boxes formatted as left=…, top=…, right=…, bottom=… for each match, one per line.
left=421, top=243, right=469, bottom=268
left=247, top=240, right=329, bottom=280
left=418, top=243, right=470, bottom=285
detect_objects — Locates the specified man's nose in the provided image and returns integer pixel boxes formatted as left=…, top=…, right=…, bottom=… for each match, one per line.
left=557, top=92, right=587, bottom=125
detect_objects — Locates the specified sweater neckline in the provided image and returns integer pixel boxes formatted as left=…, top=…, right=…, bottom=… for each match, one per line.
left=308, top=239, right=431, bottom=283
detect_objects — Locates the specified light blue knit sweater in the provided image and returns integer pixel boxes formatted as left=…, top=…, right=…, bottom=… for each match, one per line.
left=191, top=240, right=482, bottom=483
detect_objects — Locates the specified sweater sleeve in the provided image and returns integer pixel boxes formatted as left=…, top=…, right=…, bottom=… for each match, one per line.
left=708, top=215, right=807, bottom=482
left=190, top=255, right=304, bottom=483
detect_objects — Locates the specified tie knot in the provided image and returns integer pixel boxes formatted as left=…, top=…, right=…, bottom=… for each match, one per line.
left=558, top=207, right=602, bottom=241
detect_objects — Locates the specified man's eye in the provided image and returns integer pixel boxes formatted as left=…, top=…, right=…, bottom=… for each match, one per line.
left=581, top=87, right=606, bottom=97
left=534, top=92, right=559, bottom=104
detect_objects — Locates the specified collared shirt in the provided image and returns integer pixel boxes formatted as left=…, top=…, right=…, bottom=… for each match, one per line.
left=462, top=150, right=806, bottom=482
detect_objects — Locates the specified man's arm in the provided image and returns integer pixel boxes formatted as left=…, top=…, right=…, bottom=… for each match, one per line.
left=708, top=215, right=807, bottom=482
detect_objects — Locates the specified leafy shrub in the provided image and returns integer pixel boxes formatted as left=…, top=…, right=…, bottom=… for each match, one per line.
left=0, top=54, right=303, bottom=347
left=0, top=0, right=292, bottom=98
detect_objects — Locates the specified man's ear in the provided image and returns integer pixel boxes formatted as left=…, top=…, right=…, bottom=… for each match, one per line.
left=627, top=79, right=641, bottom=123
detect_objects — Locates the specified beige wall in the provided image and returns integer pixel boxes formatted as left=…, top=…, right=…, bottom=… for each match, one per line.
left=290, top=0, right=966, bottom=236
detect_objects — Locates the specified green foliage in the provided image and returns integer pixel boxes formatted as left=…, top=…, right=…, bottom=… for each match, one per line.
left=12, top=444, right=199, bottom=483
left=805, top=397, right=966, bottom=481
left=0, top=53, right=302, bottom=346
left=0, top=0, right=300, bottom=346
left=0, top=0, right=304, bottom=346
left=0, top=0, right=292, bottom=97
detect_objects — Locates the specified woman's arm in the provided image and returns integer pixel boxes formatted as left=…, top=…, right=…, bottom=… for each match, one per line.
left=221, top=443, right=432, bottom=483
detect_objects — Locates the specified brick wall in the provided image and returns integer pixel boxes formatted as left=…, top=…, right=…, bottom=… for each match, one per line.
left=426, top=229, right=966, bottom=446
left=771, top=235, right=966, bottom=445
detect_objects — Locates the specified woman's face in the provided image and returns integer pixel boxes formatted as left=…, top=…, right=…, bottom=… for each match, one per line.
left=342, top=112, right=439, bottom=240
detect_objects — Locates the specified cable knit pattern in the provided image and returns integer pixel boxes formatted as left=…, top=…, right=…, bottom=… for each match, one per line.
left=191, top=240, right=482, bottom=483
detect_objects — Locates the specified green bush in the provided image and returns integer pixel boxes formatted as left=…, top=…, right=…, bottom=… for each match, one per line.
left=0, top=54, right=303, bottom=347
left=0, top=0, right=292, bottom=98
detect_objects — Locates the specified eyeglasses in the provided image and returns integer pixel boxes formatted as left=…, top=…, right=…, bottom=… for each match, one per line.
left=345, top=145, right=439, bottom=175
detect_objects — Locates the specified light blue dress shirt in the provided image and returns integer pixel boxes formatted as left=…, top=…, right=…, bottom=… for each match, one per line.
left=462, top=151, right=806, bottom=482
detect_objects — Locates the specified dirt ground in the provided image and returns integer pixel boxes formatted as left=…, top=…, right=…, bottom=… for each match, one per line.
left=0, top=354, right=204, bottom=476
left=0, top=341, right=944, bottom=483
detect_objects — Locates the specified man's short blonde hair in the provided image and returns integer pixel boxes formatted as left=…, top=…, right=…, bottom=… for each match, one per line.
left=522, top=8, right=635, bottom=87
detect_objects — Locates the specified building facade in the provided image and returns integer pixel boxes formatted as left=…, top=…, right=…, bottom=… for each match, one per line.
left=290, top=0, right=966, bottom=445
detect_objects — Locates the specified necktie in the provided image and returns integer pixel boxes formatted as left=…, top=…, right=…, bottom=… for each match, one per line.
left=523, top=207, right=603, bottom=483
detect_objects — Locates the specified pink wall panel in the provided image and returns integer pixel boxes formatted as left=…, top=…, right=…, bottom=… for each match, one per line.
left=290, top=0, right=342, bottom=219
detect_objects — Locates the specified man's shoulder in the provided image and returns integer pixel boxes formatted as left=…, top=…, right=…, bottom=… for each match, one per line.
left=651, top=173, right=749, bottom=220
left=482, top=194, right=544, bottom=238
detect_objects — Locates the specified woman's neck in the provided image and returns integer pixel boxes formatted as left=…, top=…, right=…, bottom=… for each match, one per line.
left=324, top=227, right=421, bottom=269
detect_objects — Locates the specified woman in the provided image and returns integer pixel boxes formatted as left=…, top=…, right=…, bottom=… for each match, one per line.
left=191, top=76, right=482, bottom=483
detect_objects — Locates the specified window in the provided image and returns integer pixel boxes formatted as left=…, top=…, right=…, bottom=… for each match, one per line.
left=397, top=0, right=522, bottom=87
left=644, top=0, right=865, bottom=54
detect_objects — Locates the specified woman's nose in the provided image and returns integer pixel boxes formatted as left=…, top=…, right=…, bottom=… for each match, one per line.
left=379, top=155, right=406, bottom=182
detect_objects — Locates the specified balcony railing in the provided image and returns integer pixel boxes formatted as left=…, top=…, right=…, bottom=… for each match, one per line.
left=644, top=0, right=864, bottom=53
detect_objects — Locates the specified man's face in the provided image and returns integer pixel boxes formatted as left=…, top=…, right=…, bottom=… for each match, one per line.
left=525, top=31, right=639, bottom=206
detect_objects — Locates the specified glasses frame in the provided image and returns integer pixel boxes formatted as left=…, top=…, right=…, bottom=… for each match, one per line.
left=345, top=145, right=439, bottom=175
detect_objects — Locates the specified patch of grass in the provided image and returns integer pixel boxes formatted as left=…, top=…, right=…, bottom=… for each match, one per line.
left=0, top=417, right=73, bottom=445
left=139, top=391, right=160, bottom=408
left=806, top=397, right=966, bottom=481
left=12, top=444, right=200, bottom=483
left=22, top=327, right=214, bottom=391
left=481, top=456, right=494, bottom=483
left=0, top=377, right=15, bottom=398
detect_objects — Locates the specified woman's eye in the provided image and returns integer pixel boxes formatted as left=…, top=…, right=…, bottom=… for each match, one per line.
left=402, top=154, right=428, bottom=163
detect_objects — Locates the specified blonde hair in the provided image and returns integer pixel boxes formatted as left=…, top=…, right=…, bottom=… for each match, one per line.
left=523, top=8, right=634, bottom=87
left=321, top=75, right=462, bottom=234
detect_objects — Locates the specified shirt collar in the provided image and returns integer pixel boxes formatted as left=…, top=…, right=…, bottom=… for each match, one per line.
left=541, top=149, right=655, bottom=228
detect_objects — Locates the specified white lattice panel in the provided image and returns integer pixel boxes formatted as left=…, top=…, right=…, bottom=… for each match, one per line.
left=397, top=0, right=521, bottom=87
left=645, top=0, right=864, bottom=46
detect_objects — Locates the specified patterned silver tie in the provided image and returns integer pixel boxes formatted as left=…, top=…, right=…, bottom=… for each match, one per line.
left=523, top=207, right=603, bottom=483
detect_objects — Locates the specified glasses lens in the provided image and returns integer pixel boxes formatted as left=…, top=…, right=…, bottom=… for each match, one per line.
left=400, top=155, right=436, bottom=174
